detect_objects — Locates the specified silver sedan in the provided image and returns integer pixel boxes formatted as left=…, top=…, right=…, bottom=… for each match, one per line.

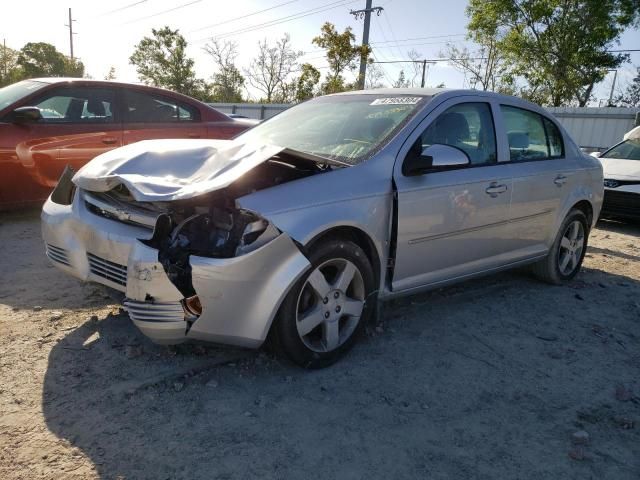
left=42, top=88, right=603, bottom=367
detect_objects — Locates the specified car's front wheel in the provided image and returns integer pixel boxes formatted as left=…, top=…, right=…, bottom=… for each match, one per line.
left=272, top=238, right=375, bottom=368
left=532, top=208, right=589, bottom=284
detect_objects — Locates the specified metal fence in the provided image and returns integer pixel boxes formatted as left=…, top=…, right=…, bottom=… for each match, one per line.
left=209, top=102, right=640, bottom=151
left=547, top=107, right=640, bottom=151
left=208, top=103, right=290, bottom=120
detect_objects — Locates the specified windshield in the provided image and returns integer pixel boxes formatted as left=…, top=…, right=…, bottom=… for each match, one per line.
left=235, top=94, right=428, bottom=165
left=601, top=139, right=640, bottom=160
left=0, top=80, right=47, bottom=111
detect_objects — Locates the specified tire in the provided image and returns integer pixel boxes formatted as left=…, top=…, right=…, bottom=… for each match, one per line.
left=532, top=208, right=589, bottom=285
left=271, top=238, right=376, bottom=368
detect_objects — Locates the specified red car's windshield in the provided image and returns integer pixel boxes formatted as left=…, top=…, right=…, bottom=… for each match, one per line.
left=0, top=80, right=47, bottom=111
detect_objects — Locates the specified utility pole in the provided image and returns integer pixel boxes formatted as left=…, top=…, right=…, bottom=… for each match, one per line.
left=608, top=69, right=618, bottom=106
left=350, top=1, right=383, bottom=90
left=420, top=60, right=435, bottom=88
left=65, top=8, right=75, bottom=60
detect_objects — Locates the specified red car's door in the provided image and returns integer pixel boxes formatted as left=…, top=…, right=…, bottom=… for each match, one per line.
left=0, top=85, right=122, bottom=208
left=121, top=89, right=207, bottom=145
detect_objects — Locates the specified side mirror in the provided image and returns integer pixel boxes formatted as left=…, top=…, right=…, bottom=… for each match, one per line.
left=403, top=143, right=470, bottom=176
left=589, top=151, right=601, bottom=158
left=12, top=106, right=42, bottom=123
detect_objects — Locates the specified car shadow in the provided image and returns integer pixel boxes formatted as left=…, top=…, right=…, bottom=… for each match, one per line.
left=41, top=263, right=640, bottom=479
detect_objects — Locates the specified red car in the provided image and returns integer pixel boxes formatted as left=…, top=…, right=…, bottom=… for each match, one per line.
left=0, top=78, right=255, bottom=210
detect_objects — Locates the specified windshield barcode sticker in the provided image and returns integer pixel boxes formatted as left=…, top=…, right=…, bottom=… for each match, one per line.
left=370, top=97, right=421, bottom=105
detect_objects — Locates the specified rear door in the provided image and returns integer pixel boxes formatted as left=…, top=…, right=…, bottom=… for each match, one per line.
left=121, top=89, right=207, bottom=144
left=392, top=98, right=513, bottom=292
left=500, top=105, right=575, bottom=255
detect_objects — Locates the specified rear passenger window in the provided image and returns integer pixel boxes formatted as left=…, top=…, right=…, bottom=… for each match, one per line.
left=501, top=105, right=564, bottom=161
left=124, top=90, right=200, bottom=123
left=421, top=102, right=497, bottom=165
left=543, top=117, right=564, bottom=157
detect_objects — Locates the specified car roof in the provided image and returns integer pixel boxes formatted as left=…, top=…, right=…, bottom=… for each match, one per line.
left=29, top=77, right=167, bottom=91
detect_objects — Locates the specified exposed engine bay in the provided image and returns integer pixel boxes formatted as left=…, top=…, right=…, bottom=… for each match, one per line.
left=122, top=152, right=337, bottom=297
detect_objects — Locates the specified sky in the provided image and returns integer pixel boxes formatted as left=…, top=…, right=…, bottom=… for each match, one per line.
left=2, top=0, right=639, bottom=103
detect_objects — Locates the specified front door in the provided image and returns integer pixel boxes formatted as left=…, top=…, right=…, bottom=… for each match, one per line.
left=1, top=85, right=122, bottom=207
left=392, top=99, right=513, bottom=292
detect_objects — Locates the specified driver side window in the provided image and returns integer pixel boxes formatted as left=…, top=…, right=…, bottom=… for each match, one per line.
left=420, top=102, right=497, bottom=166
left=33, top=87, right=115, bottom=123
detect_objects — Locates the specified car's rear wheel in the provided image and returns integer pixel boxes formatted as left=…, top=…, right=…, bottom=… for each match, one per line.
left=271, top=238, right=375, bottom=368
left=532, top=208, right=589, bottom=284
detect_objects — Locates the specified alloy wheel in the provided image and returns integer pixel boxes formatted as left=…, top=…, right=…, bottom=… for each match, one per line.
left=558, top=220, right=585, bottom=276
left=295, top=258, right=365, bottom=353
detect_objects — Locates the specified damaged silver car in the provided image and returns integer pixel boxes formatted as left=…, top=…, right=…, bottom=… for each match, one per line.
left=42, top=89, right=603, bottom=367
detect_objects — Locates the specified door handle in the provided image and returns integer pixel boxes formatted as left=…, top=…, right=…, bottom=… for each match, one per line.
left=187, top=133, right=201, bottom=138
left=554, top=174, right=568, bottom=187
left=102, top=137, right=118, bottom=145
left=485, top=182, right=508, bottom=197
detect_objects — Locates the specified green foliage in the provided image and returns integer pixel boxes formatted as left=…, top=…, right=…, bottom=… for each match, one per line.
left=15, top=42, right=84, bottom=80
left=312, top=22, right=369, bottom=94
left=204, top=40, right=246, bottom=103
left=467, top=0, right=640, bottom=106
left=294, top=63, right=321, bottom=101
left=104, top=66, right=116, bottom=81
left=130, top=27, right=209, bottom=100
left=0, top=44, right=20, bottom=87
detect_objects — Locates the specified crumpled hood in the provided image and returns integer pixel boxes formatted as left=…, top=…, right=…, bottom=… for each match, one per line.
left=599, top=157, right=640, bottom=180
left=72, top=139, right=284, bottom=202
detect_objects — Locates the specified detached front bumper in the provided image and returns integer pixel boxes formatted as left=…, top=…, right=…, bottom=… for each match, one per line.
left=41, top=190, right=310, bottom=347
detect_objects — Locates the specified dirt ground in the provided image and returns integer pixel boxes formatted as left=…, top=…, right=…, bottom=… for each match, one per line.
left=0, top=211, right=638, bottom=480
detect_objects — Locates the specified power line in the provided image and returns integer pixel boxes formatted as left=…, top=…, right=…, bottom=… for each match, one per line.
left=372, top=48, right=640, bottom=64
left=188, top=0, right=300, bottom=34
left=192, top=0, right=358, bottom=42
left=370, top=33, right=466, bottom=44
left=99, top=0, right=148, bottom=16
left=125, top=0, right=203, bottom=25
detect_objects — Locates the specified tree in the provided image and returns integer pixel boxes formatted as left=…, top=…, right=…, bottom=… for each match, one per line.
left=245, top=34, right=302, bottom=103
left=616, top=67, right=640, bottom=107
left=293, top=63, right=320, bottom=102
left=0, top=44, right=20, bottom=87
left=467, top=0, right=640, bottom=106
left=312, top=22, right=369, bottom=94
left=104, top=66, right=116, bottom=81
left=204, top=39, right=245, bottom=103
left=17, top=42, right=84, bottom=79
left=392, top=69, right=410, bottom=88
left=441, top=38, right=513, bottom=93
left=130, top=27, right=208, bottom=99
left=365, top=63, right=385, bottom=89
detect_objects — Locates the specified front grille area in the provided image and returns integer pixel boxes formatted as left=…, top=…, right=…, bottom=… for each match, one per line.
left=87, top=253, right=127, bottom=286
left=46, top=244, right=70, bottom=266
left=84, top=190, right=161, bottom=229
left=602, top=190, right=640, bottom=218
left=124, top=299, right=185, bottom=323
